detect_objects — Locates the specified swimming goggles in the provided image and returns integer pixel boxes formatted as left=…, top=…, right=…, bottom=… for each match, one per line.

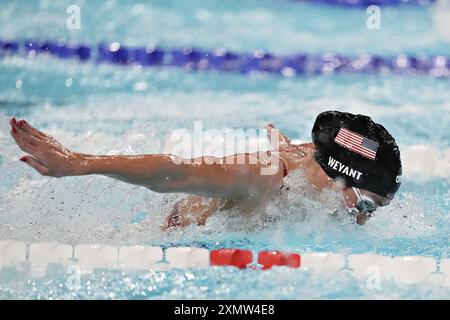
left=348, top=187, right=379, bottom=217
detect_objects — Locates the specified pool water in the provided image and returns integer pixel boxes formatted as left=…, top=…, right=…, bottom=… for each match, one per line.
left=0, top=0, right=449, bottom=299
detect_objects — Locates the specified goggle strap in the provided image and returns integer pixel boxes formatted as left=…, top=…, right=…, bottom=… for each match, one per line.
left=352, top=187, right=363, bottom=203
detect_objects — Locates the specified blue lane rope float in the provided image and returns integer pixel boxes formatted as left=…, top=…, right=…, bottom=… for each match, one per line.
left=295, top=0, right=436, bottom=6
left=1, top=39, right=449, bottom=78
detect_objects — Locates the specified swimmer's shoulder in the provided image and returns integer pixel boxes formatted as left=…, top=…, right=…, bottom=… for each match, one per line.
left=279, top=142, right=316, bottom=175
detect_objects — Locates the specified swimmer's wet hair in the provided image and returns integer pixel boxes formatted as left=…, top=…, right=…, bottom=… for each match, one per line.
left=312, top=111, right=402, bottom=198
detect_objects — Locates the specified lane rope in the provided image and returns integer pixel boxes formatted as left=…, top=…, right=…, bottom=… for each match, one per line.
left=1, top=39, right=449, bottom=78
left=0, top=241, right=449, bottom=287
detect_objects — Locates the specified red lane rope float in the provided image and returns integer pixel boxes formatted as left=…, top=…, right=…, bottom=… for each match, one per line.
left=258, top=251, right=301, bottom=270
left=210, top=249, right=253, bottom=269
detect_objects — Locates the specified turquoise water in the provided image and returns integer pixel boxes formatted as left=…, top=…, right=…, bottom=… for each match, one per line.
left=0, top=0, right=449, bottom=299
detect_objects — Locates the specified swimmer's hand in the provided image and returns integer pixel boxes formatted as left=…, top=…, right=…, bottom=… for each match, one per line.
left=9, top=118, right=82, bottom=177
left=265, top=123, right=291, bottom=148
left=265, top=123, right=315, bottom=171
left=160, top=196, right=223, bottom=231
left=265, top=123, right=314, bottom=152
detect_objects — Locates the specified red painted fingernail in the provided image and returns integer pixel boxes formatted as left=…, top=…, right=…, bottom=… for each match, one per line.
left=12, top=117, right=16, bottom=124
left=23, top=120, right=28, bottom=124
left=19, top=156, right=27, bottom=162
left=18, top=120, right=24, bottom=126
left=12, top=127, right=17, bottom=133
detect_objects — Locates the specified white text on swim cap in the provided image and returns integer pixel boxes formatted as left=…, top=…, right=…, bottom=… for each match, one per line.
left=328, top=156, right=363, bottom=180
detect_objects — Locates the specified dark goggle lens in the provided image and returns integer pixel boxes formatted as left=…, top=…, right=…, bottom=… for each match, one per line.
left=355, top=199, right=378, bottom=214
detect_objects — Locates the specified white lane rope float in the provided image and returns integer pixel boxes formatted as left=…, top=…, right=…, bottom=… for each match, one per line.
left=0, top=241, right=449, bottom=287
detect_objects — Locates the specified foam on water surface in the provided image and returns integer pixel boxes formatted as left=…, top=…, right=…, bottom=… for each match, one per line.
left=0, top=0, right=449, bottom=299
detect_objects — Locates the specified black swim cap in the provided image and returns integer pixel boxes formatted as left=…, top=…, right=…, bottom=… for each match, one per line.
left=312, top=111, right=402, bottom=198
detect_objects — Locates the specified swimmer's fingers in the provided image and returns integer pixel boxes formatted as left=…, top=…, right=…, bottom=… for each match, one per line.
left=265, top=123, right=290, bottom=143
left=11, top=118, right=69, bottom=156
left=20, top=156, right=50, bottom=176
left=10, top=121, right=44, bottom=147
left=277, top=130, right=291, bottom=146
left=10, top=127, right=38, bottom=155
left=265, top=123, right=290, bottom=148
left=10, top=118, right=47, bottom=141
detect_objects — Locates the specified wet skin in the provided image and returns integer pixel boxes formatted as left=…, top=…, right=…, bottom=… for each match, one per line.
left=9, top=118, right=385, bottom=228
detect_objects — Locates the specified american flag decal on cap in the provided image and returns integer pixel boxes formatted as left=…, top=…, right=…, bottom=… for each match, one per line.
left=334, top=127, right=378, bottom=160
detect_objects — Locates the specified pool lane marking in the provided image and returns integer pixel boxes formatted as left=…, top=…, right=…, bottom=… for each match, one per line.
left=1, top=39, right=449, bottom=78
left=0, top=241, right=449, bottom=286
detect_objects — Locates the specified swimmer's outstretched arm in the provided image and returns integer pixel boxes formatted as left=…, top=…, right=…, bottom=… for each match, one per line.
left=9, top=118, right=284, bottom=200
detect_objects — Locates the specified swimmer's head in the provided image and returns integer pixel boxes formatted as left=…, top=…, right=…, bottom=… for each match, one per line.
left=311, top=111, right=402, bottom=218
